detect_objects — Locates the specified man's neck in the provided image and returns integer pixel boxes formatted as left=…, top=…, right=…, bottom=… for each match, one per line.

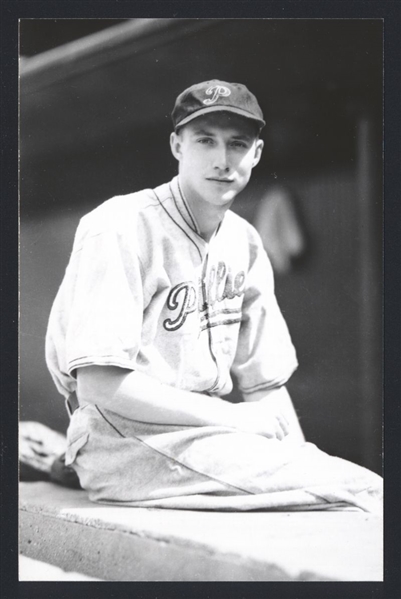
left=179, top=182, right=233, bottom=242
left=193, top=203, right=230, bottom=242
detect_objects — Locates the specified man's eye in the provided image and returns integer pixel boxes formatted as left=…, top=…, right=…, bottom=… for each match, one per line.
left=198, top=138, right=214, bottom=145
left=231, top=141, right=248, bottom=149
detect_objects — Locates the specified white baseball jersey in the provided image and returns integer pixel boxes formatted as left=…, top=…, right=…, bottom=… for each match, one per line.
left=46, top=176, right=298, bottom=402
left=45, top=177, right=384, bottom=514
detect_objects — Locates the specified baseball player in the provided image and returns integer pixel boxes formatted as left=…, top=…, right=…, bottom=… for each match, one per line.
left=46, top=80, right=382, bottom=512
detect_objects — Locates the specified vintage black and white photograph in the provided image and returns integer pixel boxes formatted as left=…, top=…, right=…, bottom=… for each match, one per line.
left=18, top=17, right=384, bottom=582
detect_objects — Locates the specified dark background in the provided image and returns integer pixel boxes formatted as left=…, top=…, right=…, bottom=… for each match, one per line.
left=19, top=18, right=383, bottom=473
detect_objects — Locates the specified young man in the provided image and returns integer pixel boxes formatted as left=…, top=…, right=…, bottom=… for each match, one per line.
left=46, top=80, right=382, bottom=512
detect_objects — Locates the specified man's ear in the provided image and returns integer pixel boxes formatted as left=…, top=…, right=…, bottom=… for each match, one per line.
left=170, top=132, right=182, bottom=161
left=252, top=139, right=264, bottom=168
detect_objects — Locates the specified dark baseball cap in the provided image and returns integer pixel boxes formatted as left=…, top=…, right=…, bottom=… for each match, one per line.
left=172, top=79, right=266, bottom=131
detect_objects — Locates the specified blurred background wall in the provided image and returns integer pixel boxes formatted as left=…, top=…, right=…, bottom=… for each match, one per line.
left=19, top=18, right=383, bottom=473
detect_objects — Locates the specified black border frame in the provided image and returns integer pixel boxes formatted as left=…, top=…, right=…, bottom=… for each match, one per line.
left=2, top=2, right=400, bottom=598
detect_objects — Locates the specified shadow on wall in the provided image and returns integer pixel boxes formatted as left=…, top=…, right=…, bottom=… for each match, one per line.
left=20, top=211, right=83, bottom=433
left=227, top=166, right=382, bottom=473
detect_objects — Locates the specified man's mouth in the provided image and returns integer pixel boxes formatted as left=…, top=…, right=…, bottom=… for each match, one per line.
left=206, top=178, right=234, bottom=183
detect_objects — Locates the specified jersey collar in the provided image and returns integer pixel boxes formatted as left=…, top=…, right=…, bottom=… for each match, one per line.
left=170, top=176, right=224, bottom=245
left=169, top=176, right=203, bottom=238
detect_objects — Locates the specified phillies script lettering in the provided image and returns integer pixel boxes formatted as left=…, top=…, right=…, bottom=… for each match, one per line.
left=163, top=262, right=245, bottom=331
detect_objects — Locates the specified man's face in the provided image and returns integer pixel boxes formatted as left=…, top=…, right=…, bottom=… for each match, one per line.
left=170, top=112, right=264, bottom=210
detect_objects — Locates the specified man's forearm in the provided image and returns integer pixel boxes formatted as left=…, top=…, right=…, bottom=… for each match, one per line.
left=77, top=365, right=236, bottom=428
left=77, top=365, right=294, bottom=440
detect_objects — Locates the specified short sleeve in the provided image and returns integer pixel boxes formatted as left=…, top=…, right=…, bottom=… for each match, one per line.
left=232, top=234, right=298, bottom=397
left=46, top=214, right=146, bottom=396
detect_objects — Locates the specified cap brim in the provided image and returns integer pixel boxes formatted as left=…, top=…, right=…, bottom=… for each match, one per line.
left=175, top=105, right=265, bottom=130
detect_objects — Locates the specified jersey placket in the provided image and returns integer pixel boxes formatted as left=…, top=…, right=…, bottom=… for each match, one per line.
left=165, top=178, right=222, bottom=392
left=199, top=246, right=221, bottom=394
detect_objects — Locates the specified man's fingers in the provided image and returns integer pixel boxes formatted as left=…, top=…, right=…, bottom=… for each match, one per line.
left=268, top=416, right=285, bottom=440
left=276, top=413, right=290, bottom=437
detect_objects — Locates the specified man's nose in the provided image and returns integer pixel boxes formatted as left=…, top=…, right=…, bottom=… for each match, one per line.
left=212, top=145, right=230, bottom=171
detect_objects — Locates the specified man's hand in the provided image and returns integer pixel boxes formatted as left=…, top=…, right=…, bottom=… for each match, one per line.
left=231, top=398, right=290, bottom=440
left=238, top=386, right=305, bottom=444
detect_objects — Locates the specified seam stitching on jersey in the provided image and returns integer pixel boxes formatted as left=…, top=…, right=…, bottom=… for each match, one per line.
left=241, top=381, right=284, bottom=394
left=135, top=251, right=153, bottom=306
left=240, top=363, right=298, bottom=393
left=136, top=251, right=147, bottom=280
left=200, top=253, right=221, bottom=394
left=172, top=195, right=193, bottom=232
left=175, top=180, right=213, bottom=242
left=174, top=180, right=199, bottom=233
left=170, top=183, right=196, bottom=233
left=95, top=406, right=126, bottom=438
left=68, top=356, right=135, bottom=366
left=72, top=229, right=113, bottom=253
left=304, top=490, right=339, bottom=506
left=95, top=406, right=255, bottom=496
left=152, top=190, right=203, bottom=262
left=142, top=196, right=170, bottom=210
left=138, top=442, right=255, bottom=496
left=200, top=317, right=242, bottom=332
left=70, top=229, right=152, bottom=305
left=200, top=307, right=241, bottom=321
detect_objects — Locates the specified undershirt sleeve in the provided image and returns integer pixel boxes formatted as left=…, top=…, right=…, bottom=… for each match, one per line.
left=231, top=234, right=298, bottom=397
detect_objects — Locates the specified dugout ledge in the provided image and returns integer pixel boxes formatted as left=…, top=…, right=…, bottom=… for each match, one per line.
left=19, top=481, right=383, bottom=581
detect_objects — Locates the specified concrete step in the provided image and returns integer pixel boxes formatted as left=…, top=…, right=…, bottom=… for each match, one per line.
left=19, top=555, right=103, bottom=581
left=19, top=481, right=383, bottom=581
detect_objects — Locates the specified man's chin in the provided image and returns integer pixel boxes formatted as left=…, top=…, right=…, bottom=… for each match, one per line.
left=214, top=196, right=235, bottom=208
left=219, top=190, right=238, bottom=203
